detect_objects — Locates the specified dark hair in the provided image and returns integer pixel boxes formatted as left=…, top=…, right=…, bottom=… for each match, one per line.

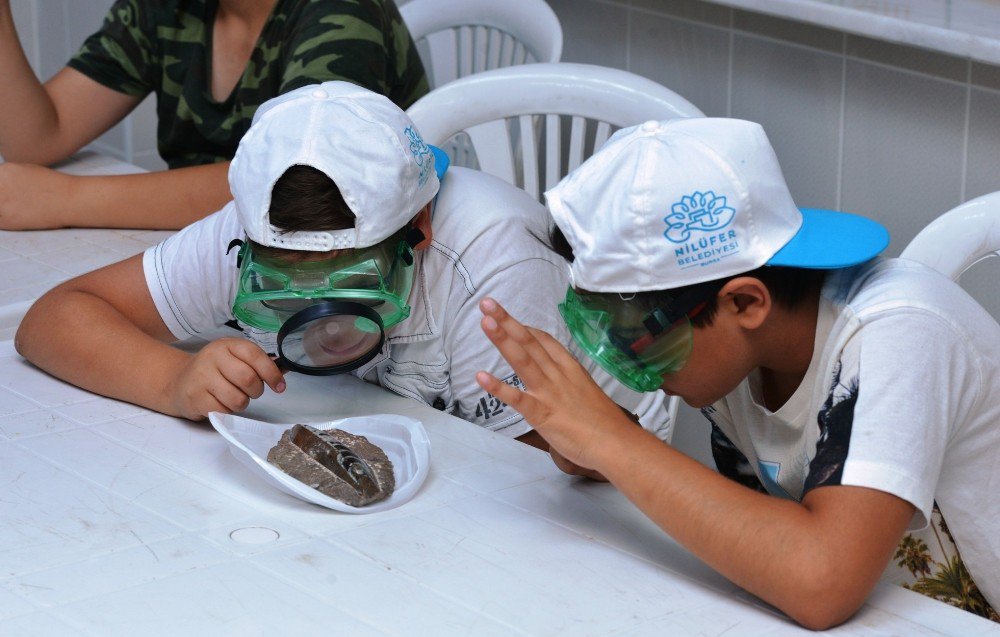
left=549, top=226, right=827, bottom=328
left=249, top=165, right=356, bottom=260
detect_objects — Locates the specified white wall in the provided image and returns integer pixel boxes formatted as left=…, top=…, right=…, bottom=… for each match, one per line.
left=10, top=0, right=166, bottom=171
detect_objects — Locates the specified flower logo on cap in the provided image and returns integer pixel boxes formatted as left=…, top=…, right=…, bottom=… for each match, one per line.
left=664, top=191, right=736, bottom=243
left=403, top=126, right=433, bottom=187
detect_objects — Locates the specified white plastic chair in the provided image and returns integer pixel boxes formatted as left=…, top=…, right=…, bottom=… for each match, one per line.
left=409, top=63, right=705, bottom=434
left=408, top=62, right=705, bottom=202
left=400, top=0, right=562, bottom=88
left=900, top=191, right=1000, bottom=281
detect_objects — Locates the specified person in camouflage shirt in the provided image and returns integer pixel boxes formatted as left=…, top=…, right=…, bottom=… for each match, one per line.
left=0, top=0, right=427, bottom=230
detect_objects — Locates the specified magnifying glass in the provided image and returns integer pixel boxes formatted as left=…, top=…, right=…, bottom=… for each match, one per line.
left=274, top=300, right=386, bottom=375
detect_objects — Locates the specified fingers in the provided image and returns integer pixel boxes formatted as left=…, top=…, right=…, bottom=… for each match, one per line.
left=475, top=370, right=546, bottom=422
left=479, top=297, right=557, bottom=388
left=226, top=340, right=286, bottom=394
left=176, top=339, right=287, bottom=420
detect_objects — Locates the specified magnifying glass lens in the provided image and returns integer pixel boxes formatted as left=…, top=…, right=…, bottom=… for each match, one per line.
left=276, top=301, right=386, bottom=375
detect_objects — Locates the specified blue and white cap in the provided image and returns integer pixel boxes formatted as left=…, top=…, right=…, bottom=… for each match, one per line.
left=545, top=118, right=889, bottom=292
left=230, top=81, right=442, bottom=251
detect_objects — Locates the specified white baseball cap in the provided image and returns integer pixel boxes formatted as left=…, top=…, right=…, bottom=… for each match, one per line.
left=545, top=118, right=889, bottom=293
left=229, top=81, right=443, bottom=252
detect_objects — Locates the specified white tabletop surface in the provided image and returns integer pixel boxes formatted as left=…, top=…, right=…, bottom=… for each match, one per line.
left=0, top=152, right=173, bottom=341
left=706, top=0, right=1000, bottom=64
left=0, top=339, right=997, bottom=636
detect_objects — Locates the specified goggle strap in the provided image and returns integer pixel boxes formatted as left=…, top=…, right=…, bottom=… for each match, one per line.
left=642, top=282, right=724, bottom=335
left=405, top=227, right=425, bottom=249
left=401, top=227, right=424, bottom=266
left=227, top=238, right=246, bottom=268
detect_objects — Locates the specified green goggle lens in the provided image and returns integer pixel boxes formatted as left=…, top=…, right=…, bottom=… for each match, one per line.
left=232, top=235, right=415, bottom=333
left=559, top=287, right=696, bottom=393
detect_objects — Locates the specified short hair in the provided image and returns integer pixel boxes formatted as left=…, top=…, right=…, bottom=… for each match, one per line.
left=248, top=165, right=356, bottom=260
left=549, top=226, right=827, bottom=327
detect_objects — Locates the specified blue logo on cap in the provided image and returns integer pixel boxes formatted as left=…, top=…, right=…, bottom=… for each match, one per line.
left=667, top=190, right=741, bottom=270
left=403, top=126, right=433, bottom=187
left=664, top=191, right=736, bottom=243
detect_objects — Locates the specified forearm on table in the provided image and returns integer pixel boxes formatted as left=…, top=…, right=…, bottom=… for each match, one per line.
left=15, top=288, right=190, bottom=416
left=61, top=162, right=232, bottom=230
left=594, top=422, right=890, bottom=629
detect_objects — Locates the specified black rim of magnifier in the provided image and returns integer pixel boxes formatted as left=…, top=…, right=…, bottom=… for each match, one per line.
left=275, top=300, right=386, bottom=376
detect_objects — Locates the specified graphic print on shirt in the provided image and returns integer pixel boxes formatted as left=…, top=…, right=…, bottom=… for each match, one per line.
left=890, top=504, right=999, bottom=622
left=757, top=460, right=793, bottom=499
left=474, top=372, right=526, bottom=421
left=704, top=409, right=767, bottom=493
left=803, top=361, right=858, bottom=493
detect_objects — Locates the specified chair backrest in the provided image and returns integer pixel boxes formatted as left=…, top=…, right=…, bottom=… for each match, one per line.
left=409, top=62, right=703, bottom=435
left=400, top=0, right=562, bottom=88
left=407, top=62, right=705, bottom=202
left=900, top=191, right=1000, bottom=281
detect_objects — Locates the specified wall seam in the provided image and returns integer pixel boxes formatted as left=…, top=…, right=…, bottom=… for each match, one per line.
left=836, top=32, right=847, bottom=212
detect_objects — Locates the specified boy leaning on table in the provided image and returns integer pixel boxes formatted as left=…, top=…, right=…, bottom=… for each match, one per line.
left=475, top=118, right=1000, bottom=628
left=13, top=81, right=670, bottom=454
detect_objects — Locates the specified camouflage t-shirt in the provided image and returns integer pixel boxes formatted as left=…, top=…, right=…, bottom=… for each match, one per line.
left=68, top=0, right=428, bottom=168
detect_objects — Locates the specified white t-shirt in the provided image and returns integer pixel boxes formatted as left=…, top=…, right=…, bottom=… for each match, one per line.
left=144, top=167, right=671, bottom=440
left=703, top=258, right=1000, bottom=613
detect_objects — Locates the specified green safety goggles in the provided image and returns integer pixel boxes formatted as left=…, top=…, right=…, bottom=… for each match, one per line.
left=558, top=282, right=723, bottom=393
left=232, top=227, right=416, bottom=334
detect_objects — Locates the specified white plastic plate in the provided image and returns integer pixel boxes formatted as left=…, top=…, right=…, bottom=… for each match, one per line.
left=208, top=412, right=430, bottom=513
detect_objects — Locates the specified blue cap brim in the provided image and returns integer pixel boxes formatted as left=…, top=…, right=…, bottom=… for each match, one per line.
left=767, top=208, right=889, bottom=269
left=430, top=145, right=450, bottom=180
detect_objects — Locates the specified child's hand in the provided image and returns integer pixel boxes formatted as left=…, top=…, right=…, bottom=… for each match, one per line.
left=168, top=338, right=286, bottom=421
left=476, top=297, right=636, bottom=473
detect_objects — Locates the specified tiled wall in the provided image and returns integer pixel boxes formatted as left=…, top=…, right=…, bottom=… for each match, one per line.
left=547, top=0, right=1000, bottom=313
left=9, top=0, right=165, bottom=172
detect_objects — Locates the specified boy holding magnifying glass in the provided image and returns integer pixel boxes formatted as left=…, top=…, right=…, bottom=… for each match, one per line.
left=15, top=81, right=671, bottom=449
left=475, top=118, right=1000, bottom=627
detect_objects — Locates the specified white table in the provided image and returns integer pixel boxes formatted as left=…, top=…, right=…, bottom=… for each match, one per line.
left=0, top=152, right=173, bottom=340
left=0, top=341, right=996, bottom=636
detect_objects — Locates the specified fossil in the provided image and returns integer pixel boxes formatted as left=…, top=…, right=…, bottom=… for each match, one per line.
left=267, top=424, right=394, bottom=506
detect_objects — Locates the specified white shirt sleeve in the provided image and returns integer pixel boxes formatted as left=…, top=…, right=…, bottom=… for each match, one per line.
left=810, top=308, right=982, bottom=529
left=142, top=203, right=243, bottom=340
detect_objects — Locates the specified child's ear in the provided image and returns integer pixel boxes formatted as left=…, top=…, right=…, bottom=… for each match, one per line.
left=717, top=277, right=770, bottom=329
left=411, top=203, right=433, bottom=250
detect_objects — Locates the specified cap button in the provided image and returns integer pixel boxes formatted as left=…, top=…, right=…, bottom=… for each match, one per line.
left=311, top=89, right=328, bottom=99
left=641, top=120, right=659, bottom=132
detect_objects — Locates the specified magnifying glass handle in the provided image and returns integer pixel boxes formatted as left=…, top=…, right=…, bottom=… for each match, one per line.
left=269, top=354, right=291, bottom=373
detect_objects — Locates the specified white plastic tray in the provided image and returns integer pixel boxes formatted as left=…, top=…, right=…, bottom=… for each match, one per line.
left=208, top=412, right=430, bottom=513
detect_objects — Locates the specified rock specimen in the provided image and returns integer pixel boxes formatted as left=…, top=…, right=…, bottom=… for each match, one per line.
left=267, top=424, right=395, bottom=506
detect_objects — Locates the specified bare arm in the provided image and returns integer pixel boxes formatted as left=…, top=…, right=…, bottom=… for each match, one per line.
left=476, top=298, right=914, bottom=630
left=14, top=254, right=285, bottom=419
left=0, top=4, right=140, bottom=165
left=0, top=160, right=232, bottom=230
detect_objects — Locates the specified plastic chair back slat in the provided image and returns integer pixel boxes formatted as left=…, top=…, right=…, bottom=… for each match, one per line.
left=464, top=119, right=516, bottom=184
left=519, top=115, right=541, bottom=200
left=486, top=29, right=502, bottom=70
left=567, top=116, right=587, bottom=173
left=401, top=0, right=562, bottom=88
left=458, top=26, right=474, bottom=78
left=593, top=121, right=613, bottom=152
left=545, top=114, right=561, bottom=192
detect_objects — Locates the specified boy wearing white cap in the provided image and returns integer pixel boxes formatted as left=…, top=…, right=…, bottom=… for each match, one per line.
left=476, top=118, right=1000, bottom=627
left=15, top=81, right=669, bottom=447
